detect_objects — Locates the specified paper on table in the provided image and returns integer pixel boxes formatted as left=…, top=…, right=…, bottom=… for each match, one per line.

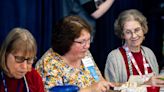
left=128, top=73, right=154, bottom=85
left=113, top=82, right=147, bottom=92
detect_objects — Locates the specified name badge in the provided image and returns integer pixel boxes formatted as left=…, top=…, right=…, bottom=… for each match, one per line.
left=82, top=57, right=94, bottom=68
left=82, top=57, right=99, bottom=81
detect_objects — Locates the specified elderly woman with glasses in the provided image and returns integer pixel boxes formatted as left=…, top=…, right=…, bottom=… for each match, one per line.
left=104, top=9, right=164, bottom=88
left=35, top=15, right=114, bottom=92
left=0, top=28, right=44, bottom=92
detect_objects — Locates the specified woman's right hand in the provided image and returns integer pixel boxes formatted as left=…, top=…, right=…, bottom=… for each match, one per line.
left=80, top=80, right=115, bottom=92
left=92, top=80, right=115, bottom=92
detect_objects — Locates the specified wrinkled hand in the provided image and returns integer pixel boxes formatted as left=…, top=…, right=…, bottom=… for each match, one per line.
left=91, top=80, right=115, bottom=92
left=146, top=75, right=164, bottom=87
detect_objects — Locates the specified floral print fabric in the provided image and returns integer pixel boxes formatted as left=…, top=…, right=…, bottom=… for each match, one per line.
left=35, top=48, right=102, bottom=89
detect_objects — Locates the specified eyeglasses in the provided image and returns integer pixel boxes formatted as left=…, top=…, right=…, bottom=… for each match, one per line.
left=12, top=54, right=37, bottom=64
left=123, top=27, right=142, bottom=36
left=74, top=39, right=91, bottom=47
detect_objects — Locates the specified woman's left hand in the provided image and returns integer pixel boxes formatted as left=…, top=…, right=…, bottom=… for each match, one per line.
left=145, top=75, right=164, bottom=87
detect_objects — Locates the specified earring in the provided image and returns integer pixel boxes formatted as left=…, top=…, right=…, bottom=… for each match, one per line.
left=122, top=40, right=125, bottom=45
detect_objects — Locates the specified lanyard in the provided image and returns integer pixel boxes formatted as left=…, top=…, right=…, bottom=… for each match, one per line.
left=123, top=44, right=148, bottom=78
left=1, top=71, right=7, bottom=92
left=82, top=56, right=99, bottom=81
left=1, top=71, right=29, bottom=92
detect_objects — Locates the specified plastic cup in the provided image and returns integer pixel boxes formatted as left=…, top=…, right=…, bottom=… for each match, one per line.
left=49, top=85, right=80, bottom=92
left=147, top=86, right=160, bottom=92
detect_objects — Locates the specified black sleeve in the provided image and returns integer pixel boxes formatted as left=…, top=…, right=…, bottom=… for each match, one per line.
left=82, top=0, right=97, bottom=14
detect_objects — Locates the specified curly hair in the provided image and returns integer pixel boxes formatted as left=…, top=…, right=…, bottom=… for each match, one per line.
left=114, top=9, right=148, bottom=39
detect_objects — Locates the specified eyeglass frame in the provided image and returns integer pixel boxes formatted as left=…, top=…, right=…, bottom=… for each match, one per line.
left=11, top=54, right=37, bottom=64
left=122, top=27, right=143, bottom=36
left=74, top=39, right=91, bottom=47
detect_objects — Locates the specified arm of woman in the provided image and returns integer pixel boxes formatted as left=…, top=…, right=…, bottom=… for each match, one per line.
left=81, top=0, right=115, bottom=19
left=144, top=75, right=164, bottom=87
left=91, top=0, right=115, bottom=19
left=80, top=51, right=115, bottom=92
left=35, top=52, right=63, bottom=91
left=104, top=51, right=119, bottom=82
left=80, top=80, right=114, bottom=92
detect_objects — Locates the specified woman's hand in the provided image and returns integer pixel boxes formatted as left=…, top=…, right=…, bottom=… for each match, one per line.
left=145, top=75, right=164, bottom=87
left=80, top=79, right=115, bottom=92
left=90, top=80, right=115, bottom=92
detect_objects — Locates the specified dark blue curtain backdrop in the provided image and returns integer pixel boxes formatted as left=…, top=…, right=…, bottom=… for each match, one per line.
left=0, top=0, right=163, bottom=74
left=0, top=0, right=54, bottom=58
